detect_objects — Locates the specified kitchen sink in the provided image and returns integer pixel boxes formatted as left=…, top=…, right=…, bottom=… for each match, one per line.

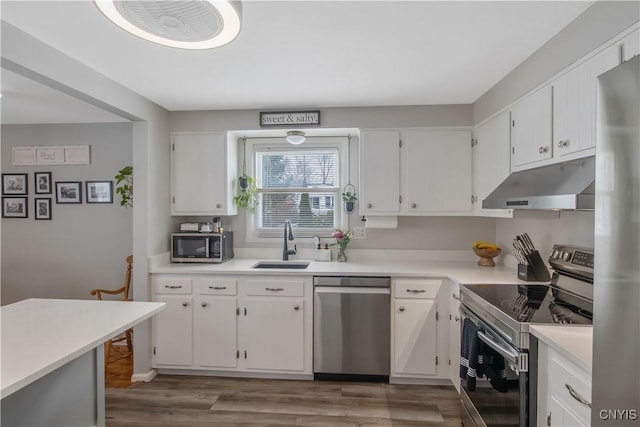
left=251, top=261, right=310, bottom=269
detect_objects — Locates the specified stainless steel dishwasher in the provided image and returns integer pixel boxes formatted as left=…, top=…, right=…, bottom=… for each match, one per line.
left=313, top=276, right=390, bottom=381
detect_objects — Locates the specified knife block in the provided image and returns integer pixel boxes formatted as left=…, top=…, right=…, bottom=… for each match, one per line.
left=527, top=250, right=552, bottom=281
left=517, top=264, right=537, bottom=281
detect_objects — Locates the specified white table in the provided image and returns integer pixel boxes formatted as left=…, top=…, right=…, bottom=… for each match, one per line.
left=1, top=298, right=165, bottom=427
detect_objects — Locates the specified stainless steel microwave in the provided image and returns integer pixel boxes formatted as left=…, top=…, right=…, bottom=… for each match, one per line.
left=171, top=232, right=234, bottom=263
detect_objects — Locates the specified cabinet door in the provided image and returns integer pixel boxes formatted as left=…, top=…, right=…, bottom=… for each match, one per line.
left=194, top=295, right=238, bottom=369
left=510, top=86, right=553, bottom=170
left=472, top=112, right=512, bottom=217
left=359, top=130, right=400, bottom=214
left=548, top=396, right=588, bottom=427
left=554, top=44, right=620, bottom=158
left=242, top=298, right=305, bottom=372
left=393, top=300, right=437, bottom=376
left=403, top=130, right=472, bottom=213
left=448, top=283, right=461, bottom=392
left=171, top=132, right=229, bottom=215
left=153, top=295, right=193, bottom=366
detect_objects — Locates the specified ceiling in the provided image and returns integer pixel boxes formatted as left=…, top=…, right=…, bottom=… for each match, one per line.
left=1, top=1, right=594, bottom=123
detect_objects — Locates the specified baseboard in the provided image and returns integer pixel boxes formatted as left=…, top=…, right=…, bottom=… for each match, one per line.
left=131, top=369, right=158, bottom=383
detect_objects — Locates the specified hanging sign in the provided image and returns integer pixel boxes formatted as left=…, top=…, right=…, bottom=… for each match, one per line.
left=260, top=111, right=320, bottom=127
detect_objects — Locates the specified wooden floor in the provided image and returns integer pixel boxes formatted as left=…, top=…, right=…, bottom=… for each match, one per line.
left=105, top=351, right=463, bottom=427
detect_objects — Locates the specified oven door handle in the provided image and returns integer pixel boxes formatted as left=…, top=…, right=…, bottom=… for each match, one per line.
left=477, top=330, right=519, bottom=365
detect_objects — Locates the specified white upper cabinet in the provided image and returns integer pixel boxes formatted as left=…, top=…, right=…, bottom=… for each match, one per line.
left=471, top=111, right=512, bottom=217
left=171, top=132, right=238, bottom=216
left=359, top=129, right=472, bottom=216
left=359, top=130, right=401, bottom=215
left=510, top=85, right=553, bottom=170
left=402, top=130, right=472, bottom=214
left=553, top=43, right=620, bottom=159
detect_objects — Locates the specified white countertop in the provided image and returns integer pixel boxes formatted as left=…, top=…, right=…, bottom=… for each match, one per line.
left=530, top=325, right=593, bottom=372
left=151, top=258, right=546, bottom=285
left=0, top=298, right=165, bottom=398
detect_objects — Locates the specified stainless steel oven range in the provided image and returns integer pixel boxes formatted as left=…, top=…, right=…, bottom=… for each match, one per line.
left=459, top=244, right=594, bottom=427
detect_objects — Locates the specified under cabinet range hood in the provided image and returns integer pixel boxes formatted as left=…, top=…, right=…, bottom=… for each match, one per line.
left=482, top=156, right=595, bottom=210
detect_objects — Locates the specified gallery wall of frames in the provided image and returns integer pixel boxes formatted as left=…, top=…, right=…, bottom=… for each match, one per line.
left=2, top=172, right=113, bottom=220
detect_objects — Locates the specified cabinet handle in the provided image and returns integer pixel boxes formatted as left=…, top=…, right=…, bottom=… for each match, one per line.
left=558, top=140, right=569, bottom=148
left=367, top=203, right=372, bottom=208
left=411, top=203, right=417, bottom=208
left=399, top=306, right=405, bottom=312
left=455, top=316, right=460, bottom=322
left=406, top=289, right=426, bottom=293
left=165, top=285, right=183, bottom=289
left=244, top=350, right=247, bottom=359
left=538, top=146, right=549, bottom=154
left=182, top=301, right=189, bottom=307
left=547, top=412, right=551, bottom=427
left=265, top=287, right=284, bottom=292
left=216, top=203, right=222, bottom=208
left=293, top=305, right=300, bottom=310
left=452, top=293, right=460, bottom=300
left=201, top=302, right=208, bottom=307
left=209, top=286, right=227, bottom=290
left=565, top=384, right=591, bottom=408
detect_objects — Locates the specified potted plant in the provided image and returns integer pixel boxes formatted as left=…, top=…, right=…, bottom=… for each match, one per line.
left=115, top=165, right=133, bottom=208
left=234, top=174, right=258, bottom=211
left=341, top=189, right=357, bottom=214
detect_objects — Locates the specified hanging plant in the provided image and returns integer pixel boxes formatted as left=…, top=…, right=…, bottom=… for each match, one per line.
left=234, top=174, right=258, bottom=211
left=115, top=165, right=133, bottom=208
left=234, top=136, right=258, bottom=211
left=341, top=184, right=357, bottom=214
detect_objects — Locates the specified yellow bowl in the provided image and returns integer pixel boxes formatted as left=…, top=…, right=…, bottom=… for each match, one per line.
left=472, top=247, right=501, bottom=267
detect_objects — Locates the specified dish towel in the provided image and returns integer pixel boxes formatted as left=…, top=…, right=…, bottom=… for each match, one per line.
left=460, top=318, right=480, bottom=391
left=481, top=345, right=509, bottom=393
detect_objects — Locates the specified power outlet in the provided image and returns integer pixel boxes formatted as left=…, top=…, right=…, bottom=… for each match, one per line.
left=353, top=226, right=366, bottom=239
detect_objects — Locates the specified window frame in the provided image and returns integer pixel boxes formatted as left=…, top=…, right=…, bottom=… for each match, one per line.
left=244, top=137, right=349, bottom=241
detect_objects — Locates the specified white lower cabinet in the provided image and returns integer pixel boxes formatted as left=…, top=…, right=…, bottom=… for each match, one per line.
left=537, top=341, right=592, bottom=427
left=193, top=278, right=238, bottom=369
left=152, top=278, right=193, bottom=366
left=391, top=278, right=449, bottom=381
left=448, top=280, right=461, bottom=392
left=243, top=278, right=306, bottom=372
left=152, top=275, right=312, bottom=377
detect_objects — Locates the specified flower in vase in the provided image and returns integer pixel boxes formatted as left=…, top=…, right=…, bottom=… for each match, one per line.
left=332, top=228, right=353, bottom=262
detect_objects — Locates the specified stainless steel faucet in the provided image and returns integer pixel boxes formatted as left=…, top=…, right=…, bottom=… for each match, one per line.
left=282, top=219, right=297, bottom=260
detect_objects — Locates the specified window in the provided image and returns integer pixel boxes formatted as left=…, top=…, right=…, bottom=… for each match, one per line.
left=247, top=137, right=348, bottom=239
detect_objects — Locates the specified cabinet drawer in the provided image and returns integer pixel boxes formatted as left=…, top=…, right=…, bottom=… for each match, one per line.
left=548, top=348, right=592, bottom=422
left=246, top=279, right=305, bottom=297
left=394, top=279, right=442, bottom=299
left=194, top=278, right=237, bottom=295
left=154, top=277, right=192, bottom=294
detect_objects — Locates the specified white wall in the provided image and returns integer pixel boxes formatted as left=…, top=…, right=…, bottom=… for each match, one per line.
left=495, top=211, right=595, bottom=259
left=1, top=123, right=133, bottom=305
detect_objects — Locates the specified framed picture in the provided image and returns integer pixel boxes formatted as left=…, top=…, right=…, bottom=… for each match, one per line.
left=55, top=181, right=82, bottom=204
left=2, top=197, right=28, bottom=218
left=34, top=198, right=52, bottom=220
left=86, top=181, right=113, bottom=204
left=2, top=173, right=28, bottom=195
left=34, top=172, right=52, bottom=194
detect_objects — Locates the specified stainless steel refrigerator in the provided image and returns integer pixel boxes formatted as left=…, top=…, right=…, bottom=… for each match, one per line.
left=593, top=54, right=639, bottom=426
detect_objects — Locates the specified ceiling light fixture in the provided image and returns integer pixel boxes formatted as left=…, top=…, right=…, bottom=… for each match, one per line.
left=94, top=0, right=242, bottom=50
left=286, top=131, right=306, bottom=145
